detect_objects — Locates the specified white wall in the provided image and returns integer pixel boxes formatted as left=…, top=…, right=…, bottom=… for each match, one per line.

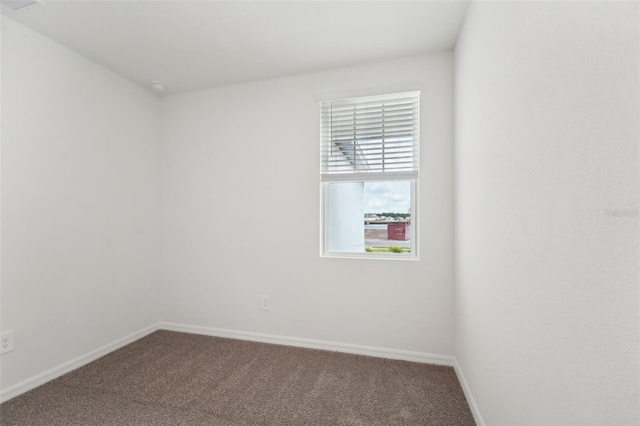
left=454, top=2, right=639, bottom=425
left=1, top=18, right=161, bottom=391
left=160, top=54, right=454, bottom=355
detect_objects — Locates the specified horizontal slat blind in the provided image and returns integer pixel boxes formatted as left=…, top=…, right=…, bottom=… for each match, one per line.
left=321, top=91, right=419, bottom=181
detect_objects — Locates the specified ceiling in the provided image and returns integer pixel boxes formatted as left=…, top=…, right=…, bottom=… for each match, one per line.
left=1, top=1, right=469, bottom=94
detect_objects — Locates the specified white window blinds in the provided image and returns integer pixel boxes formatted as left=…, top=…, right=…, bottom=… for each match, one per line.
left=320, top=91, right=419, bottom=182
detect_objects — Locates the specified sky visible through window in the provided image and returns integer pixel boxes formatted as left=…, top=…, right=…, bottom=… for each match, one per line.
left=363, top=181, right=411, bottom=214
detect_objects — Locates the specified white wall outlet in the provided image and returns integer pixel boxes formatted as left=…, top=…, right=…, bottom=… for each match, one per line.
left=261, top=295, right=270, bottom=311
left=1, top=331, right=14, bottom=354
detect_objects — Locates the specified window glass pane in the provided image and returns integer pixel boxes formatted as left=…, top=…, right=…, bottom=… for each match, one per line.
left=326, top=181, right=412, bottom=255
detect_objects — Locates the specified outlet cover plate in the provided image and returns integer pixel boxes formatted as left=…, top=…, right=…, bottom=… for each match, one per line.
left=1, top=330, right=14, bottom=354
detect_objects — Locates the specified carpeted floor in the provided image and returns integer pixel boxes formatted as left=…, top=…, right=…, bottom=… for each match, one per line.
left=0, top=331, right=475, bottom=425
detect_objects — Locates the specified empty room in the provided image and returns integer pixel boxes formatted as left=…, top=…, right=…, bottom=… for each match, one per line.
left=0, top=1, right=638, bottom=425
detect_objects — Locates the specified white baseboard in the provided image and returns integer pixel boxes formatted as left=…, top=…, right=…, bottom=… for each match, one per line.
left=0, top=323, right=159, bottom=403
left=159, top=322, right=454, bottom=366
left=453, top=358, right=485, bottom=426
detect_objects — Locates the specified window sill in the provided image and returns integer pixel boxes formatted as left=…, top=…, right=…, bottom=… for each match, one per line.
left=321, top=252, right=419, bottom=261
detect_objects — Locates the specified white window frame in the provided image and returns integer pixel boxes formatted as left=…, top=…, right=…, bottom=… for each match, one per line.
left=319, top=91, right=420, bottom=260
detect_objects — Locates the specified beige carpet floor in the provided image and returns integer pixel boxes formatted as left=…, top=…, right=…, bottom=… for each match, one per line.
left=0, top=330, right=475, bottom=425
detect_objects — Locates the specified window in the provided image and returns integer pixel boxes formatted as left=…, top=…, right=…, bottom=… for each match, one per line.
left=320, top=91, right=420, bottom=259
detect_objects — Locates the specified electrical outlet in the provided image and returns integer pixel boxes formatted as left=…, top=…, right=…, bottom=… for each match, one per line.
left=1, top=331, right=14, bottom=355
left=261, top=295, right=270, bottom=311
